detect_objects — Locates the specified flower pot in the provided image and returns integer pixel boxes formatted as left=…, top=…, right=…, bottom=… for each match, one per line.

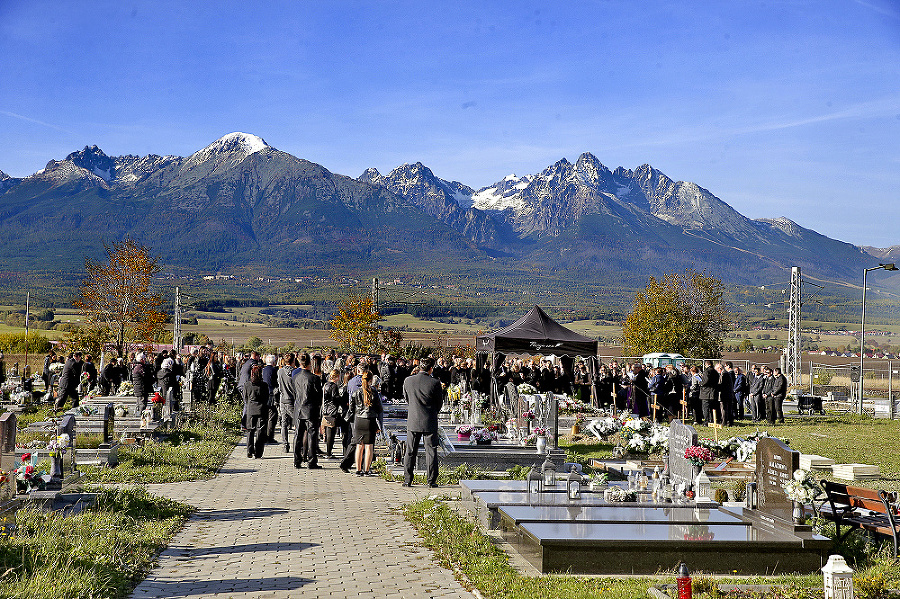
left=457, top=433, right=471, bottom=441
left=792, top=501, right=804, bottom=524
left=571, top=424, right=581, bottom=435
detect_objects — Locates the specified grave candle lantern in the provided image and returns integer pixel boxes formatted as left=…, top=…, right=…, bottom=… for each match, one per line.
left=527, top=462, right=543, bottom=496
left=541, top=456, right=557, bottom=488
left=822, top=554, right=854, bottom=599
left=566, top=466, right=582, bottom=500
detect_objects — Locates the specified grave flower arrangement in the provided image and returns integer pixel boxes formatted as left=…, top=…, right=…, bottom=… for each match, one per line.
left=77, top=404, right=98, bottom=416
left=622, top=417, right=652, bottom=434
left=150, top=392, right=165, bottom=405
left=558, top=397, right=599, bottom=415
left=114, top=404, right=129, bottom=417
left=521, top=410, right=536, bottom=420
left=604, top=486, right=637, bottom=502
left=591, top=417, right=622, bottom=437
left=517, top=383, right=537, bottom=395
left=532, top=426, right=548, bottom=437
left=471, top=428, right=498, bottom=444
left=46, top=433, right=71, bottom=457
left=455, top=424, right=475, bottom=435
left=15, top=462, right=49, bottom=494
left=118, top=381, right=134, bottom=396
left=783, top=468, right=820, bottom=505
left=49, top=362, right=64, bottom=374
left=684, top=445, right=716, bottom=468
left=11, top=389, right=29, bottom=405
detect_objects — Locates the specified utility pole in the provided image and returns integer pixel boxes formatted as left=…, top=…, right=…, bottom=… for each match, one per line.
left=785, top=267, right=801, bottom=386
left=371, top=278, right=379, bottom=314
left=173, top=287, right=182, bottom=352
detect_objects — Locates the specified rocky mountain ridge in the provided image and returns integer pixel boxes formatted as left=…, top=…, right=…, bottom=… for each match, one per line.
left=0, top=133, right=889, bottom=290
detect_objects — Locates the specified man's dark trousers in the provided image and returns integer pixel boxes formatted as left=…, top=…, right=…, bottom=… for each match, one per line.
left=404, top=431, right=438, bottom=486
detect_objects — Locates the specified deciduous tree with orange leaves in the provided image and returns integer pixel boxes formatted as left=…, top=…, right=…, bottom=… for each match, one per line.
left=74, top=239, right=167, bottom=356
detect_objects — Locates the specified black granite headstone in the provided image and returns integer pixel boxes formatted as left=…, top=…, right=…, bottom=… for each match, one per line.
left=755, top=436, right=799, bottom=522
left=101, top=402, right=114, bottom=447
left=667, top=419, right=698, bottom=489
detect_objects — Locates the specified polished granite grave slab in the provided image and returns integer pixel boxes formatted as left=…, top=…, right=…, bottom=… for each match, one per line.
left=494, top=503, right=832, bottom=575
left=498, top=504, right=746, bottom=526
left=464, top=489, right=717, bottom=529
left=504, top=519, right=830, bottom=574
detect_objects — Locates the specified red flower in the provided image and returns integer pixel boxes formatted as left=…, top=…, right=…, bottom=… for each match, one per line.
left=20, top=452, right=31, bottom=462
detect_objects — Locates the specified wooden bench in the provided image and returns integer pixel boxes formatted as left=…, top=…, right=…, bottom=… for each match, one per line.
left=820, top=480, right=900, bottom=556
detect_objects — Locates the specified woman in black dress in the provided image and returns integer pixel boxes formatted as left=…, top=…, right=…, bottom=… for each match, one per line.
left=349, top=370, right=382, bottom=476
left=243, top=364, right=269, bottom=459
left=321, top=368, right=347, bottom=459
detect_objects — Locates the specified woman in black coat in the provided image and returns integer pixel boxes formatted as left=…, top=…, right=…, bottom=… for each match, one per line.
left=131, top=353, right=153, bottom=414
left=321, top=368, right=348, bottom=458
left=243, top=364, right=269, bottom=459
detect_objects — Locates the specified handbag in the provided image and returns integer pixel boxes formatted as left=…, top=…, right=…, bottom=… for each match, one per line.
left=323, top=415, right=337, bottom=427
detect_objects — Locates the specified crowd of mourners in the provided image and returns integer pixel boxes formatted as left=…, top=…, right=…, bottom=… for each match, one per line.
left=43, top=346, right=450, bottom=483
left=42, top=347, right=791, bottom=473
left=482, top=356, right=789, bottom=427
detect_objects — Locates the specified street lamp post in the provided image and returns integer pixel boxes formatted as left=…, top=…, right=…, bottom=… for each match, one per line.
left=860, top=263, right=898, bottom=414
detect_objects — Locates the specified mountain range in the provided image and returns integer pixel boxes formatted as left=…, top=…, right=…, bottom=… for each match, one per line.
left=0, top=132, right=893, bottom=297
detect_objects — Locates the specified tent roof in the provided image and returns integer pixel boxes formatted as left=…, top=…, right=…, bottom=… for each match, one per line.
left=475, top=305, right=598, bottom=356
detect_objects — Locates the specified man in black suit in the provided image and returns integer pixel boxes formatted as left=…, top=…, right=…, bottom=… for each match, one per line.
left=54, top=351, right=83, bottom=410
left=403, top=356, right=443, bottom=488
left=293, top=353, right=323, bottom=469
left=698, top=360, right=719, bottom=425
left=764, top=366, right=787, bottom=424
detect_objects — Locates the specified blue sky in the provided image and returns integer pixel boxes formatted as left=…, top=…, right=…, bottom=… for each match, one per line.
left=1, top=1, right=898, bottom=248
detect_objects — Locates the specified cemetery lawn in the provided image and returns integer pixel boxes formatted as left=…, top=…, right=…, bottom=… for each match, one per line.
left=80, top=402, right=243, bottom=484
left=563, top=413, right=900, bottom=492
left=0, top=487, right=193, bottom=599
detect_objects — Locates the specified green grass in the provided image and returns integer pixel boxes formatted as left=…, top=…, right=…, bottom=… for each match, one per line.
left=79, top=402, right=242, bottom=484
left=0, top=487, right=193, bottom=599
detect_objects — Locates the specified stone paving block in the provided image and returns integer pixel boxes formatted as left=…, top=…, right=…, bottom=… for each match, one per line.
left=129, top=440, right=472, bottom=599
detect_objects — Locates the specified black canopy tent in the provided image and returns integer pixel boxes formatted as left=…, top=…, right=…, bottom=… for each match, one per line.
left=475, top=305, right=599, bottom=357
left=475, top=307, right=599, bottom=445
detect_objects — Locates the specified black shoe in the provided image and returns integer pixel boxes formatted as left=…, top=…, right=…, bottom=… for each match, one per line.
left=427, top=483, right=438, bottom=488
left=356, top=471, right=364, bottom=476
left=307, top=464, right=323, bottom=469
left=401, top=482, right=413, bottom=487
left=284, top=445, right=290, bottom=453
left=340, top=466, right=351, bottom=474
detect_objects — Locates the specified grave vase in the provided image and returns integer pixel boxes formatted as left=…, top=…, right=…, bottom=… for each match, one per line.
left=49, top=452, right=63, bottom=478
left=792, top=501, right=804, bottom=524
left=536, top=435, right=548, bottom=454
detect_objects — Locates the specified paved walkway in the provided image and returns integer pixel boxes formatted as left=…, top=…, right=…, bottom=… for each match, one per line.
left=130, top=441, right=473, bottom=599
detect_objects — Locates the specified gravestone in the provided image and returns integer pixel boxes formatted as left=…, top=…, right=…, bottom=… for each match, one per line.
left=0, top=412, right=16, bottom=500
left=58, top=414, right=77, bottom=477
left=100, top=402, right=114, bottom=448
left=667, top=419, right=698, bottom=489
left=546, top=394, right=559, bottom=449
left=755, top=436, right=799, bottom=523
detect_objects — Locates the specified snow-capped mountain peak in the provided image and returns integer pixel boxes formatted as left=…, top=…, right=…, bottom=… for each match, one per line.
left=182, top=132, right=270, bottom=173
left=472, top=173, right=534, bottom=211
left=65, top=145, right=115, bottom=182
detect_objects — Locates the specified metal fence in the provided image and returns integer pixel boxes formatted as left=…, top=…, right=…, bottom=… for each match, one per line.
left=807, top=361, right=899, bottom=401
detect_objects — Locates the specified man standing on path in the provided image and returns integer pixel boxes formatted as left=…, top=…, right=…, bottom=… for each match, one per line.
left=293, top=352, right=323, bottom=469
left=403, top=356, right=443, bottom=488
